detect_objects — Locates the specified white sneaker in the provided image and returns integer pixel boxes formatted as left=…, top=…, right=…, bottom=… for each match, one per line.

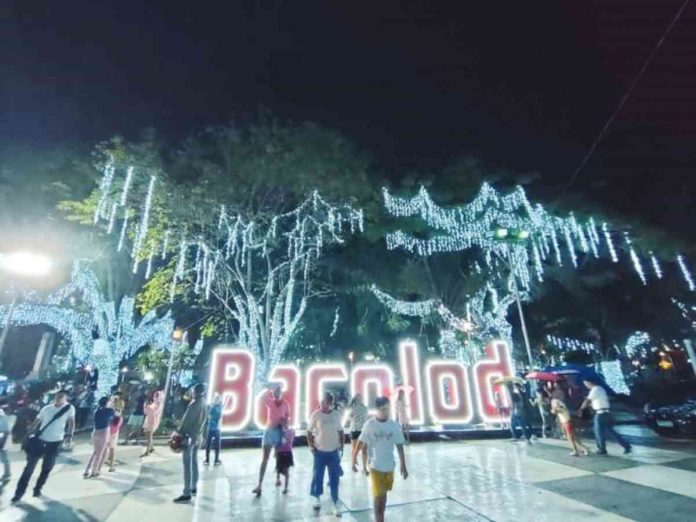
left=312, top=496, right=321, bottom=510
left=333, top=503, right=342, bottom=517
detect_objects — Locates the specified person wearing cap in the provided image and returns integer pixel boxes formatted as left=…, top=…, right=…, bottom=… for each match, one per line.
left=579, top=378, right=631, bottom=455
left=173, top=383, right=208, bottom=503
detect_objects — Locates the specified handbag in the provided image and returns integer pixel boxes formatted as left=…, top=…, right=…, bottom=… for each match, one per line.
left=169, top=432, right=184, bottom=453
left=22, top=404, right=71, bottom=456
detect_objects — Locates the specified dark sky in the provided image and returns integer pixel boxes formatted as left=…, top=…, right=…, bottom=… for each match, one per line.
left=2, top=0, right=695, bottom=233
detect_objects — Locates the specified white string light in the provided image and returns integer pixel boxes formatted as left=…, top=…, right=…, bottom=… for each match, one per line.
left=677, top=254, right=695, bottom=291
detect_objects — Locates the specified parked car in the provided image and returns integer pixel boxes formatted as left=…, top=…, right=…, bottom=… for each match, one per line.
left=644, top=396, right=696, bottom=438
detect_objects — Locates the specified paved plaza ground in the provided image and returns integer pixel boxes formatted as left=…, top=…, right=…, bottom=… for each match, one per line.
left=1, top=425, right=695, bottom=521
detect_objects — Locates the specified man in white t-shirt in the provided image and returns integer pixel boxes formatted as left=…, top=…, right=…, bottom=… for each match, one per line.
left=12, top=390, right=75, bottom=503
left=307, top=392, right=344, bottom=517
left=354, top=396, right=408, bottom=522
left=579, top=379, right=631, bottom=455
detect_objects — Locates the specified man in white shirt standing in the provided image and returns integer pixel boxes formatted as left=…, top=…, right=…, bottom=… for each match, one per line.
left=579, top=379, right=631, bottom=455
left=12, top=390, right=75, bottom=503
left=353, top=396, right=408, bottom=522
left=307, top=392, right=344, bottom=517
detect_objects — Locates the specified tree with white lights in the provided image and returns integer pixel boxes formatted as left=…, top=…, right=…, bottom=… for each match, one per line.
left=374, top=181, right=687, bottom=365
left=0, top=261, right=174, bottom=395
left=87, top=126, right=366, bottom=384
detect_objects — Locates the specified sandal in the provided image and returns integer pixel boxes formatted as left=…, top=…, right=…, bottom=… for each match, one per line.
left=252, top=486, right=262, bottom=497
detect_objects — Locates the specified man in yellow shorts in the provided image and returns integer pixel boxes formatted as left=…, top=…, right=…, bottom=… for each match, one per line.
left=353, top=396, right=408, bottom=522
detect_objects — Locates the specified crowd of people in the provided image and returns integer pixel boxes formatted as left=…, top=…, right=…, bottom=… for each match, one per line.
left=0, top=374, right=632, bottom=520
left=248, top=385, right=409, bottom=520
left=497, top=377, right=632, bottom=457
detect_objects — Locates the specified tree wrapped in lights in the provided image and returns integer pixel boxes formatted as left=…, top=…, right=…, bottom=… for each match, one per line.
left=371, top=282, right=518, bottom=362
left=378, top=182, right=696, bottom=365
left=0, top=261, right=174, bottom=395
left=91, top=160, right=363, bottom=384
left=382, top=183, right=691, bottom=290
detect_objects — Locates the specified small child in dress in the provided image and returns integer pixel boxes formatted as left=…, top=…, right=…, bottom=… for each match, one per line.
left=107, top=410, right=124, bottom=472
left=274, top=419, right=294, bottom=494
left=551, top=398, right=590, bottom=456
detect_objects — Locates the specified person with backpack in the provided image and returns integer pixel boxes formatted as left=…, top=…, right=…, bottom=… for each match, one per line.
left=12, top=390, right=75, bottom=503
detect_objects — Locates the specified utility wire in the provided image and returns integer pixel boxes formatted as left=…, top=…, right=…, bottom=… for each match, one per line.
left=564, top=0, right=692, bottom=191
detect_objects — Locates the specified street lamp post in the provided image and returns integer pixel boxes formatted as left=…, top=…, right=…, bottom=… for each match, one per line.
left=163, top=327, right=185, bottom=407
left=491, top=230, right=535, bottom=369
left=0, top=251, right=52, bottom=365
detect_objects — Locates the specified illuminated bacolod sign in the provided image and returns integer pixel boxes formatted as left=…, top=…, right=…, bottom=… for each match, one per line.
left=208, top=339, right=513, bottom=431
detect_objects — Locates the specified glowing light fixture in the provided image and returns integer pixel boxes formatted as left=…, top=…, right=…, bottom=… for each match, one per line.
left=0, top=251, right=52, bottom=277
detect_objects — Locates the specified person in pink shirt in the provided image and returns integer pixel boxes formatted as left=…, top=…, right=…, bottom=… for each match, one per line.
left=275, top=418, right=295, bottom=494
left=141, top=390, right=163, bottom=457
left=252, top=384, right=289, bottom=496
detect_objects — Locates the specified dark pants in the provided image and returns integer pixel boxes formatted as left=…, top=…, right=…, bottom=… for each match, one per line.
left=205, top=429, right=220, bottom=463
left=310, top=449, right=341, bottom=503
left=510, top=413, right=532, bottom=441
left=77, top=407, right=90, bottom=429
left=14, top=441, right=62, bottom=499
left=593, top=412, right=630, bottom=453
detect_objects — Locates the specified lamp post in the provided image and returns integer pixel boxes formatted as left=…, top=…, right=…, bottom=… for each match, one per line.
left=0, top=251, right=52, bottom=364
left=163, top=327, right=185, bottom=406
left=491, top=229, right=535, bottom=369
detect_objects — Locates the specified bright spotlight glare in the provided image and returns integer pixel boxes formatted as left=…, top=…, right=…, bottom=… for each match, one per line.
left=0, top=251, right=52, bottom=277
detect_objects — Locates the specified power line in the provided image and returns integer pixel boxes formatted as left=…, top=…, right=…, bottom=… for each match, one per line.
left=564, top=0, right=692, bottom=191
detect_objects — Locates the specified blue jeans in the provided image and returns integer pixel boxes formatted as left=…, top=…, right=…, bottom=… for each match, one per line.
left=593, top=412, right=630, bottom=453
left=205, top=429, right=220, bottom=463
left=310, top=449, right=341, bottom=503
left=510, top=413, right=532, bottom=441
left=1, top=448, right=10, bottom=479
left=182, top=440, right=199, bottom=496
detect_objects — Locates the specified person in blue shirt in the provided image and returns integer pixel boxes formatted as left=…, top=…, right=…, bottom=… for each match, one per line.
left=204, top=393, right=223, bottom=465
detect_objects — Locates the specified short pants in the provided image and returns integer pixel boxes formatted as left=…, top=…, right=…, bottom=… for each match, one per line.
left=350, top=430, right=361, bottom=441
left=262, top=427, right=282, bottom=447
left=370, top=469, right=394, bottom=497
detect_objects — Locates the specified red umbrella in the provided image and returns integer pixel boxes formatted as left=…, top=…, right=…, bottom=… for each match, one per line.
left=525, top=371, right=565, bottom=382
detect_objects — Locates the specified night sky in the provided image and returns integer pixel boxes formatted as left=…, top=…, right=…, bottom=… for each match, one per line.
left=2, top=0, right=695, bottom=235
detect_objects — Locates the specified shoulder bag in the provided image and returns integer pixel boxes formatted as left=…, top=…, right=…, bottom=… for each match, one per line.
left=21, top=404, right=71, bottom=456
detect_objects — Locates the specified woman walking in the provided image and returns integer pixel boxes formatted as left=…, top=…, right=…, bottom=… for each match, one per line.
left=347, top=394, right=369, bottom=474
left=251, top=384, right=289, bottom=496
left=84, top=397, right=114, bottom=478
left=141, top=390, right=163, bottom=457
left=204, top=393, right=223, bottom=466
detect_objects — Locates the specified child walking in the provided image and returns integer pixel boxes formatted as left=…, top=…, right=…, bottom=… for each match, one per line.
left=275, top=419, right=295, bottom=494
left=551, top=398, right=589, bottom=456
left=107, top=409, right=123, bottom=472
left=353, top=396, right=408, bottom=522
